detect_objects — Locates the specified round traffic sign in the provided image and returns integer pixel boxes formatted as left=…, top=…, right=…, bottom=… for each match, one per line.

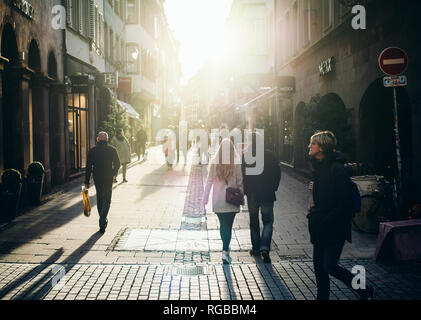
left=379, top=47, right=408, bottom=76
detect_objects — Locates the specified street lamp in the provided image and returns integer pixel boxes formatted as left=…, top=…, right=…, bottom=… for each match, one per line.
left=130, top=48, right=139, bottom=61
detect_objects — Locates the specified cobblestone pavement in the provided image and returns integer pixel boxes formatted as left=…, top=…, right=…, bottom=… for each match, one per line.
left=0, top=146, right=420, bottom=300
left=0, top=260, right=420, bottom=300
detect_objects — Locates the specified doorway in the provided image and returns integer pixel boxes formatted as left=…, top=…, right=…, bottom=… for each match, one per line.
left=359, top=78, right=413, bottom=201
left=67, top=93, right=89, bottom=173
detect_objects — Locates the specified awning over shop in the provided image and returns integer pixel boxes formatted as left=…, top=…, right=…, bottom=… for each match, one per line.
left=117, top=100, right=140, bottom=119
left=240, top=87, right=279, bottom=110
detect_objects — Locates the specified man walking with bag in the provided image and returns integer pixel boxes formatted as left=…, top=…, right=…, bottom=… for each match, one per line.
left=85, top=132, right=120, bottom=233
left=242, top=132, right=281, bottom=263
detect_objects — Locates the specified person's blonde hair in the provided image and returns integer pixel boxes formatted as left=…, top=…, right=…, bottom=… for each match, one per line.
left=311, top=131, right=337, bottom=154
left=214, top=139, right=238, bottom=181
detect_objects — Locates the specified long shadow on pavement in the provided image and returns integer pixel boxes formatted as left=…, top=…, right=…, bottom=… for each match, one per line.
left=6, top=232, right=103, bottom=300
left=259, top=263, right=295, bottom=300
left=0, top=155, right=149, bottom=260
left=222, top=265, right=239, bottom=300
left=0, top=197, right=95, bottom=260
left=0, top=248, right=64, bottom=299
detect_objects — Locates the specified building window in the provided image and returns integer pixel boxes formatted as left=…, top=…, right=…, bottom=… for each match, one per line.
left=126, top=43, right=139, bottom=74
left=322, top=0, right=333, bottom=32
left=82, top=0, right=89, bottom=36
left=247, top=19, right=267, bottom=55
left=67, top=93, right=89, bottom=172
left=114, top=0, right=120, bottom=16
left=126, top=0, right=138, bottom=24
left=302, top=0, right=311, bottom=47
left=110, top=29, right=114, bottom=62
left=141, top=47, right=157, bottom=80
left=285, top=12, right=291, bottom=57
left=94, top=6, right=99, bottom=45
left=292, top=1, right=298, bottom=55
left=71, top=0, right=79, bottom=30
left=141, top=0, right=156, bottom=37
left=116, top=37, right=120, bottom=64
left=104, top=23, right=109, bottom=59
left=120, top=0, right=125, bottom=20
left=339, top=1, right=352, bottom=20
left=121, top=41, right=125, bottom=71
left=99, top=13, right=104, bottom=52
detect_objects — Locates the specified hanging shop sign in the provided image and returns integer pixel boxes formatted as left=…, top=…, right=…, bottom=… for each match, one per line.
left=9, top=0, right=34, bottom=19
left=103, top=72, right=118, bottom=89
left=319, top=57, right=335, bottom=76
left=118, top=77, right=132, bottom=94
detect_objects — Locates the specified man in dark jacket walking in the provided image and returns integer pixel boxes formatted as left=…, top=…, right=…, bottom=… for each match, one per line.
left=136, top=125, right=147, bottom=161
left=85, top=132, right=120, bottom=233
left=242, top=132, right=281, bottom=263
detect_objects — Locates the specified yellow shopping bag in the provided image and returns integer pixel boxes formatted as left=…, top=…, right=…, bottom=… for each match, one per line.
left=82, top=186, right=91, bottom=217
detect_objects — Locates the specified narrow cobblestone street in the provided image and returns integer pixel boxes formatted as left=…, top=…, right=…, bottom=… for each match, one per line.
left=0, top=147, right=420, bottom=301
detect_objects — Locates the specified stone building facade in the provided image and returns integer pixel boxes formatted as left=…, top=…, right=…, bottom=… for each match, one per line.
left=275, top=0, right=421, bottom=205
left=0, top=0, right=65, bottom=190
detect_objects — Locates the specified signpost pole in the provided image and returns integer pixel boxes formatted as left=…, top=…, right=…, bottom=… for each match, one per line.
left=392, top=86, right=404, bottom=218
left=379, top=47, right=409, bottom=219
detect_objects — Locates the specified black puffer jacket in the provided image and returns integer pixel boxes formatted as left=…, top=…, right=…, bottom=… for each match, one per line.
left=307, top=151, right=353, bottom=245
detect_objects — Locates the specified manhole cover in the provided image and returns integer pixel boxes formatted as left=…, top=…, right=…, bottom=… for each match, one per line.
left=167, top=265, right=213, bottom=276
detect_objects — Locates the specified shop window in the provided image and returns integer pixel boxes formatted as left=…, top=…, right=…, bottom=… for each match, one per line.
left=67, top=93, right=89, bottom=172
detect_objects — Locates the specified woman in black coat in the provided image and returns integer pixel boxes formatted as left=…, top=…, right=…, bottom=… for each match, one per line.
left=307, top=131, right=374, bottom=300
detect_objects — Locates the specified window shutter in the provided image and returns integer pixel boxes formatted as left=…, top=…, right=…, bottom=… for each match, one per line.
left=78, top=0, right=83, bottom=33
left=99, top=14, right=104, bottom=51
left=95, top=7, right=99, bottom=46
left=88, top=0, right=95, bottom=40
left=66, top=0, right=72, bottom=26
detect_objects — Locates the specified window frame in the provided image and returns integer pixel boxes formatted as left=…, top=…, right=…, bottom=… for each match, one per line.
left=322, top=0, right=334, bottom=33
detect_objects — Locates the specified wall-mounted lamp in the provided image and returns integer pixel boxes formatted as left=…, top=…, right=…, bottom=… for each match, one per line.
left=19, top=51, right=25, bottom=63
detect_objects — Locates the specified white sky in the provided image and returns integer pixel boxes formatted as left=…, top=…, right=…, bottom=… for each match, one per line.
left=164, top=0, right=233, bottom=83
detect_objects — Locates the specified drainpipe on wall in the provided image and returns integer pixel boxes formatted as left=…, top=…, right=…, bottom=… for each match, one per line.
left=62, top=0, right=69, bottom=182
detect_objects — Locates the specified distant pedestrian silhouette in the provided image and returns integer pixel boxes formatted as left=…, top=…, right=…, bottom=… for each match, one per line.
left=111, top=128, right=131, bottom=183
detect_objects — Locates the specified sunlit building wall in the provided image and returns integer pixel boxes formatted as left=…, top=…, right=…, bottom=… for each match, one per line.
left=64, top=0, right=127, bottom=178
left=125, top=0, right=180, bottom=141
left=225, top=0, right=276, bottom=126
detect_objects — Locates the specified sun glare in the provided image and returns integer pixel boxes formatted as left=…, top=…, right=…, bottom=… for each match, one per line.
left=164, top=0, right=233, bottom=82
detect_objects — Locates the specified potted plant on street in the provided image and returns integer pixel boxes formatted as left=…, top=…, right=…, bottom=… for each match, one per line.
left=27, top=162, right=45, bottom=205
left=0, top=169, right=23, bottom=222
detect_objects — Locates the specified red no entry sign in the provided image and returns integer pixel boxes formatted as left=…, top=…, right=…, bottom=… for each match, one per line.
left=379, top=47, right=408, bottom=76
